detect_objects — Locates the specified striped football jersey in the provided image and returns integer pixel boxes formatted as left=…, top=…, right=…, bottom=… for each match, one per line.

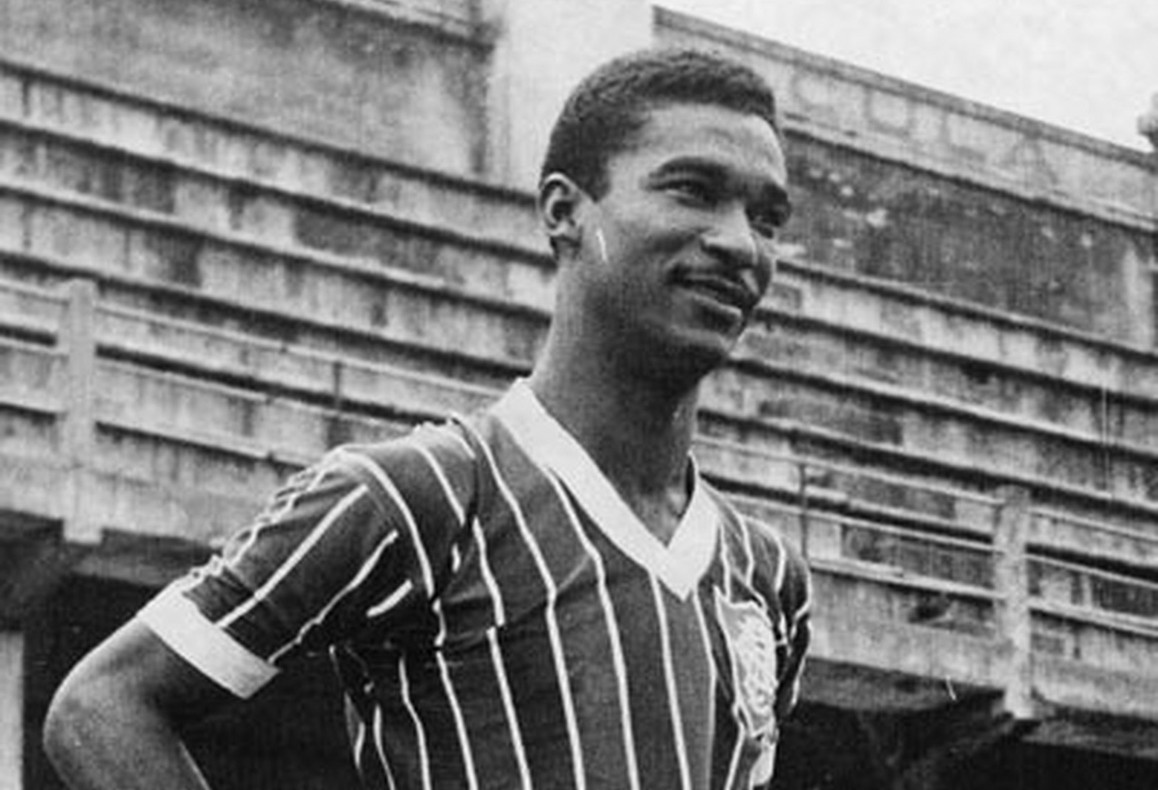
left=140, top=381, right=811, bottom=789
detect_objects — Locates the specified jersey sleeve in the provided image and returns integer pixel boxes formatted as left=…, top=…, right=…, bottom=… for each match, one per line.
left=137, top=422, right=476, bottom=698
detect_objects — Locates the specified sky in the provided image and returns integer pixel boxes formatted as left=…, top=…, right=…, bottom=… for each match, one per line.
left=660, top=0, right=1158, bottom=152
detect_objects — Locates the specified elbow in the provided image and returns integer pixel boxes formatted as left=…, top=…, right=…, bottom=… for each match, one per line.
left=42, top=675, right=94, bottom=771
left=43, top=664, right=128, bottom=780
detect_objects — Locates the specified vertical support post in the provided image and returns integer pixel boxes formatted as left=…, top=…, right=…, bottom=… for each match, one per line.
left=326, top=357, right=349, bottom=449
left=61, top=278, right=100, bottom=544
left=795, top=460, right=808, bottom=557
left=480, top=0, right=653, bottom=190
left=1139, top=93, right=1158, bottom=153
left=0, top=630, right=24, bottom=790
left=1140, top=94, right=1158, bottom=349
left=993, top=485, right=1034, bottom=719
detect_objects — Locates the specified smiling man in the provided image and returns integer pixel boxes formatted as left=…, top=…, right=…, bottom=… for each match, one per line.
left=44, top=48, right=811, bottom=790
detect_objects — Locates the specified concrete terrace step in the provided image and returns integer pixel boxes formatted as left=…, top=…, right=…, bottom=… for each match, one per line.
left=0, top=281, right=1007, bottom=544
left=3, top=178, right=1158, bottom=521
left=32, top=340, right=1158, bottom=656
left=5, top=65, right=1158, bottom=429
left=5, top=55, right=1158, bottom=406
left=8, top=277, right=1158, bottom=576
left=6, top=103, right=1158, bottom=482
left=6, top=292, right=1158, bottom=656
left=1, top=162, right=1155, bottom=475
left=2, top=329, right=987, bottom=570
left=4, top=60, right=1158, bottom=527
left=775, top=258, right=1158, bottom=406
left=3, top=138, right=1154, bottom=474
left=7, top=111, right=1156, bottom=477
left=0, top=115, right=552, bottom=306
left=0, top=58, right=541, bottom=255
left=760, top=287, right=1158, bottom=450
left=0, top=178, right=550, bottom=366
left=0, top=126, right=557, bottom=314
left=0, top=446, right=281, bottom=548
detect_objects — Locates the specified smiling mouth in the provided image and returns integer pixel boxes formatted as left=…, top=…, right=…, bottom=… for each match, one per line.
left=673, top=273, right=759, bottom=316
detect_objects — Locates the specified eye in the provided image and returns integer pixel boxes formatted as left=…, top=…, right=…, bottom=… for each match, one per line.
left=750, top=213, right=780, bottom=240
left=665, top=177, right=717, bottom=205
left=750, top=200, right=791, bottom=239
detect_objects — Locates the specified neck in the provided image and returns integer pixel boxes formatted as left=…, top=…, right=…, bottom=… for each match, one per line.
left=527, top=335, right=702, bottom=501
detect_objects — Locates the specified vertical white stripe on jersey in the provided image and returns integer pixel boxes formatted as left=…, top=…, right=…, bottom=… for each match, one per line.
left=543, top=470, right=641, bottom=790
left=719, top=520, right=737, bottom=601
left=466, top=500, right=525, bottom=784
left=217, top=485, right=368, bottom=629
left=413, top=440, right=467, bottom=647
left=471, top=515, right=506, bottom=625
left=479, top=436, right=586, bottom=790
left=737, top=517, right=757, bottom=588
left=456, top=418, right=563, bottom=789
left=766, top=528, right=791, bottom=652
left=340, top=451, right=436, bottom=597
left=692, top=593, right=718, bottom=743
left=367, top=579, right=414, bottom=618
left=268, top=530, right=401, bottom=662
left=433, top=599, right=449, bottom=650
left=230, top=457, right=341, bottom=561
left=722, top=722, right=744, bottom=790
left=353, top=718, right=367, bottom=777
left=437, top=652, right=480, bottom=790
left=650, top=575, right=692, bottom=790
left=715, top=543, right=747, bottom=789
left=489, top=629, right=533, bottom=789
left=768, top=527, right=788, bottom=595
left=443, top=420, right=479, bottom=461
left=414, top=442, right=467, bottom=525
left=399, top=657, right=432, bottom=790
left=372, top=706, right=399, bottom=790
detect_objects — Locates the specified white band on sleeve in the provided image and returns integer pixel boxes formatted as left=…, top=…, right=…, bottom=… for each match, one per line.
left=138, top=588, right=279, bottom=699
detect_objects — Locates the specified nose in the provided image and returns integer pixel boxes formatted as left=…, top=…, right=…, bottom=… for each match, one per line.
left=699, top=204, right=764, bottom=272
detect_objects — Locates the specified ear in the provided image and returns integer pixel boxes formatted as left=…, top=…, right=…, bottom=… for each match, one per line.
left=538, top=172, right=585, bottom=254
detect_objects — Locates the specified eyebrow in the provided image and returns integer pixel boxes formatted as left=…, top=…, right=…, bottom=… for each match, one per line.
left=649, top=156, right=793, bottom=225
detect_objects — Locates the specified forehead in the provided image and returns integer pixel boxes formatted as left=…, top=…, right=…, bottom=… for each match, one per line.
left=611, top=103, right=787, bottom=186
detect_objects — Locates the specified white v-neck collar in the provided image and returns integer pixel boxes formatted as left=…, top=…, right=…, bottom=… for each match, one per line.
left=491, top=380, right=719, bottom=600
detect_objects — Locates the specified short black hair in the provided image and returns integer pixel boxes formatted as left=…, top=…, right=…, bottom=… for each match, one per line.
left=540, top=48, right=782, bottom=198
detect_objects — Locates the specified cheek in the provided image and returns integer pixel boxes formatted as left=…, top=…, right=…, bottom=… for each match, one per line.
left=617, top=208, right=700, bottom=252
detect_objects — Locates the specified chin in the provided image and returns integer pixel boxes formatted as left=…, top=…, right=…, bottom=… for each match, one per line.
left=627, top=318, right=743, bottom=384
left=654, top=334, right=737, bottom=382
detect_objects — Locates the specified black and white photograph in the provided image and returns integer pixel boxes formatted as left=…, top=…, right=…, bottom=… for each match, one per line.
left=1, top=1, right=1156, bottom=788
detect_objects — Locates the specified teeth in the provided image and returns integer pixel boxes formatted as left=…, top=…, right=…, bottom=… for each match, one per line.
left=671, top=269, right=755, bottom=311
left=687, top=282, right=747, bottom=310
left=686, top=279, right=746, bottom=306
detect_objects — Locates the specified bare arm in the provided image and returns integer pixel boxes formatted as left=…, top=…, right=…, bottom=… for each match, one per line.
left=43, top=618, right=235, bottom=790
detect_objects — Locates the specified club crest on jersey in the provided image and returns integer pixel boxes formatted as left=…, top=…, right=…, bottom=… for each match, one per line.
left=714, top=590, right=778, bottom=740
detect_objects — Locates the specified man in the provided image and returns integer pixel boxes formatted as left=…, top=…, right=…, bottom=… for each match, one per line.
left=43, top=47, right=811, bottom=789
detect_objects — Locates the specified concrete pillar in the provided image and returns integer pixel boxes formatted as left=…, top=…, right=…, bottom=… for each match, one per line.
left=62, top=279, right=100, bottom=544
left=993, top=485, right=1034, bottom=720
left=1137, top=94, right=1158, bottom=351
left=0, top=631, right=24, bottom=790
left=480, top=0, right=654, bottom=191
left=1139, top=93, right=1158, bottom=153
